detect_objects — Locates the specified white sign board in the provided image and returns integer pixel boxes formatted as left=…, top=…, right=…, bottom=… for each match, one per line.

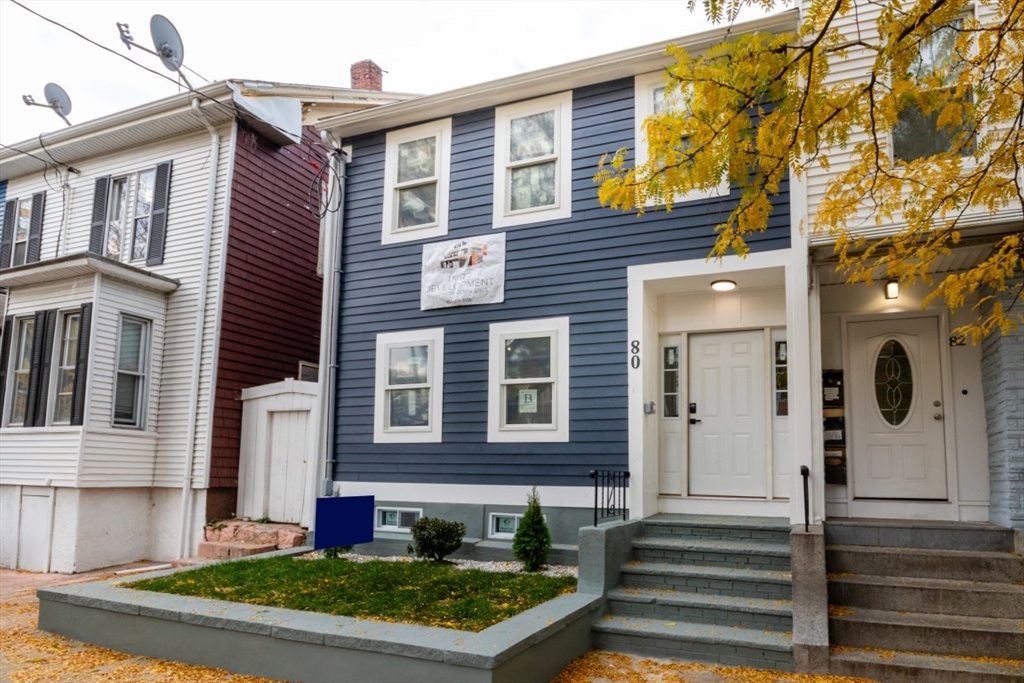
left=421, top=234, right=506, bottom=310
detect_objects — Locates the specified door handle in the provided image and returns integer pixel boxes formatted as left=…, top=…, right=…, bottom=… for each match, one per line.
left=933, top=413, right=943, bottom=421
left=689, top=418, right=702, bottom=424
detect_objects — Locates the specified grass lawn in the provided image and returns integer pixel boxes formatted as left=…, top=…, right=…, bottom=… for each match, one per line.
left=129, top=556, right=577, bottom=632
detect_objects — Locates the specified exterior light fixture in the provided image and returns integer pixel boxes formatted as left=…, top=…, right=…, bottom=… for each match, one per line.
left=711, top=280, right=737, bottom=292
left=885, top=279, right=899, bottom=300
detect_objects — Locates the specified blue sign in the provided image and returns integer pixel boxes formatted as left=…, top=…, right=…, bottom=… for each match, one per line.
left=314, top=495, right=375, bottom=549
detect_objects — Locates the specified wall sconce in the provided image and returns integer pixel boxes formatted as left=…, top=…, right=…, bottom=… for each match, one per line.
left=711, top=280, right=737, bottom=292
left=884, top=279, right=899, bottom=300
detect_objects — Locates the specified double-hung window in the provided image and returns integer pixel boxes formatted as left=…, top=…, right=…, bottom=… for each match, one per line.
left=373, top=328, right=444, bottom=443
left=113, top=315, right=149, bottom=428
left=492, top=92, right=573, bottom=228
left=104, top=170, right=157, bottom=263
left=381, top=120, right=452, bottom=245
left=7, top=317, right=35, bottom=426
left=1, top=305, right=92, bottom=428
left=1, top=192, right=46, bottom=270
left=893, top=17, right=973, bottom=162
left=487, top=317, right=569, bottom=442
left=89, top=161, right=171, bottom=266
left=634, top=72, right=728, bottom=204
left=51, top=312, right=81, bottom=424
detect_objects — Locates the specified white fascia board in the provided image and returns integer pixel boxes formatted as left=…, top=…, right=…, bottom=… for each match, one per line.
left=317, top=10, right=799, bottom=140
left=0, top=253, right=180, bottom=292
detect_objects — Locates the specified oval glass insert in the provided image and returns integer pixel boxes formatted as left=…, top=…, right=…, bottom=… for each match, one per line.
left=874, top=339, right=913, bottom=426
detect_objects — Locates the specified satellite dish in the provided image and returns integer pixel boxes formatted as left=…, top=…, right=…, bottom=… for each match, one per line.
left=117, top=14, right=193, bottom=90
left=22, top=82, right=73, bottom=126
left=150, top=15, right=184, bottom=73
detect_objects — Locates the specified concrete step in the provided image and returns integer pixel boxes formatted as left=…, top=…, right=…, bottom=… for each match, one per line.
left=196, top=541, right=278, bottom=560
left=830, top=647, right=1024, bottom=683
left=632, top=537, right=791, bottom=570
left=827, top=544, right=1023, bottom=583
left=829, top=606, right=1024, bottom=659
left=642, top=515, right=791, bottom=544
left=606, top=586, right=792, bottom=630
left=824, top=519, right=1015, bottom=552
left=203, top=521, right=307, bottom=549
left=829, top=573, right=1024, bottom=619
left=619, top=561, right=792, bottom=600
left=593, top=614, right=793, bottom=670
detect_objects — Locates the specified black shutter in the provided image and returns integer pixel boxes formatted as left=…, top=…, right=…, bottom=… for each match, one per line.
left=0, top=315, right=13, bottom=418
left=26, top=192, right=45, bottom=264
left=89, top=177, right=111, bottom=256
left=0, top=200, right=15, bottom=269
left=146, top=161, right=172, bottom=266
left=24, top=310, right=48, bottom=426
left=32, top=310, right=58, bottom=426
left=70, top=303, right=92, bottom=426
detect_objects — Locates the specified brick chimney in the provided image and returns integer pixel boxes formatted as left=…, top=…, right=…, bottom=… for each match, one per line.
left=351, top=60, right=383, bottom=91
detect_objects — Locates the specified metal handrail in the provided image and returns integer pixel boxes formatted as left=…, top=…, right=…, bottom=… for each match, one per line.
left=800, top=465, right=810, bottom=532
left=590, top=469, right=630, bottom=526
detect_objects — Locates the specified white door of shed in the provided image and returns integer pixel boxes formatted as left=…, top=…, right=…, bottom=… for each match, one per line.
left=267, top=410, right=310, bottom=524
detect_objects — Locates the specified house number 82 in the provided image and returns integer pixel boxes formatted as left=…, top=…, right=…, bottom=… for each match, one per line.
left=630, top=340, right=640, bottom=369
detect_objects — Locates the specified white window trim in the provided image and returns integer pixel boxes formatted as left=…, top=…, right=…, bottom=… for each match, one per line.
left=492, top=92, right=573, bottom=229
left=375, top=506, right=423, bottom=533
left=10, top=197, right=33, bottom=268
left=634, top=72, right=729, bottom=206
left=487, top=317, right=570, bottom=443
left=112, top=314, right=150, bottom=429
left=381, top=119, right=452, bottom=245
left=373, top=327, right=444, bottom=443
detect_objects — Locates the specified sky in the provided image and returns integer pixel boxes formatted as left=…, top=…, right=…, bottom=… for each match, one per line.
left=0, top=1, right=777, bottom=145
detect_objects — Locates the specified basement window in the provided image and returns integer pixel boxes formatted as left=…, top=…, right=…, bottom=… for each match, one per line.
left=375, top=507, right=422, bottom=532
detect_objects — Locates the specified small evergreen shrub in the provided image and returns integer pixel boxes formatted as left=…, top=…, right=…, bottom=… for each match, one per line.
left=407, top=517, right=466, bottom=561
left=513, top=487, right=552, bottom=572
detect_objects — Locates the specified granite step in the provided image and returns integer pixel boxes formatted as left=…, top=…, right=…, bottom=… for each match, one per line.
left=632, top=536, right=791, bottom=569
left=829, top=647, right=1024, bottom=683
left=826, top=544, right=1023, bottom=583
left=824, top=519, right=1015, bottom=552
left=619, top=561, right=792, bottom=600
left=641, top=515, right=791, bottom=544
left=828, top=573, right=1024, bottom=619
left=606, top=585, right=792, bottom=630
left=593, top=614, right=793, bottom=670
left=829, top=606, right=1023, bottom=659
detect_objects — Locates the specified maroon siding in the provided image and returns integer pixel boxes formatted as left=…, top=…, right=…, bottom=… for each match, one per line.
left=209, top=122, right=326, bottom=511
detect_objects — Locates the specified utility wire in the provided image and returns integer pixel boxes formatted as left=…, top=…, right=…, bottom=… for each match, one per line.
left=10, top=0, right=313, bottom=158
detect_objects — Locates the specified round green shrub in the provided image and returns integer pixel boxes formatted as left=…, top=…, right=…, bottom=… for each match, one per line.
left=407, top=517, right=466, bottom=561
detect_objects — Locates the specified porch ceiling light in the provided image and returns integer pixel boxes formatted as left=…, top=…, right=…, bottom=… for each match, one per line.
left=711, top=280, right=737, bottom=292
left=885, top=279, right=899, bottom=300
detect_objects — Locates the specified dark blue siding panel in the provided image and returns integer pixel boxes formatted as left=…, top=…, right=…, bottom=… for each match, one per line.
left=333, top=78, right=791, bottom=488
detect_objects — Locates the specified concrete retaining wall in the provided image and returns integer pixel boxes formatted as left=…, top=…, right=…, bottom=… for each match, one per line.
left=37, top=552, right=601, bottom=683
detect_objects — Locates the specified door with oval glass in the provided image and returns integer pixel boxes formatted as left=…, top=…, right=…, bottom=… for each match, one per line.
left=848, top=317, right=947, bottom=499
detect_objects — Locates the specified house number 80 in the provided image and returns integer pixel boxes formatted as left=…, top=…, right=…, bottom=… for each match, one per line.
left=630, top=340, right=640, bottom=369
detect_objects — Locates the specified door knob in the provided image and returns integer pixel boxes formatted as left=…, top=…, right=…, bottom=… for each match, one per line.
left=933, top=413, right=943, bottom=421
left=689, top=418, right=701, bottom=424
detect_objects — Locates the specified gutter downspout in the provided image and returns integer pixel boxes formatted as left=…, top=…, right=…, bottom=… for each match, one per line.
left=177, top=98, right=220, bottom=558
left=310, top=133, right=346, bottom=530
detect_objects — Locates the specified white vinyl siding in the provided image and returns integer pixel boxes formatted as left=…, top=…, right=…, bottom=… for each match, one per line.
left=78, top=429, right=159, bottom=487
left=381, top=119, right=452, bottom=245
left=492, top=92, right=573, bottom=228
left=0, top=428, right=82, bottom=486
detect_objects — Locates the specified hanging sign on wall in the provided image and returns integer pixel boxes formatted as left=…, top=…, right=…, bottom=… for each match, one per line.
left=421, top=233, right=506, bottom=310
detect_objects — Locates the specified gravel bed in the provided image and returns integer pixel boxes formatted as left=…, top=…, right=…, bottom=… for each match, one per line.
left=296, top=551, right=578, bottom=578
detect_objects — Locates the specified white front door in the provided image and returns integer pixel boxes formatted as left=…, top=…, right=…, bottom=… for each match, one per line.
left=849, top=317, right=947, bottom=500
left=688, top=330, right=767, bottom=497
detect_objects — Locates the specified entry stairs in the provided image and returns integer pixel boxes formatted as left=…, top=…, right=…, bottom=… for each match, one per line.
left=826, top=519, right=1024, bottom=683
left=592, top=514, right=794, bottom=671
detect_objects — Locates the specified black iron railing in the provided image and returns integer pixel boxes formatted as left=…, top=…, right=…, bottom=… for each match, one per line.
left=800, top=465, right=810, bottom=532
left=590, top=469, right=630, bottom=526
